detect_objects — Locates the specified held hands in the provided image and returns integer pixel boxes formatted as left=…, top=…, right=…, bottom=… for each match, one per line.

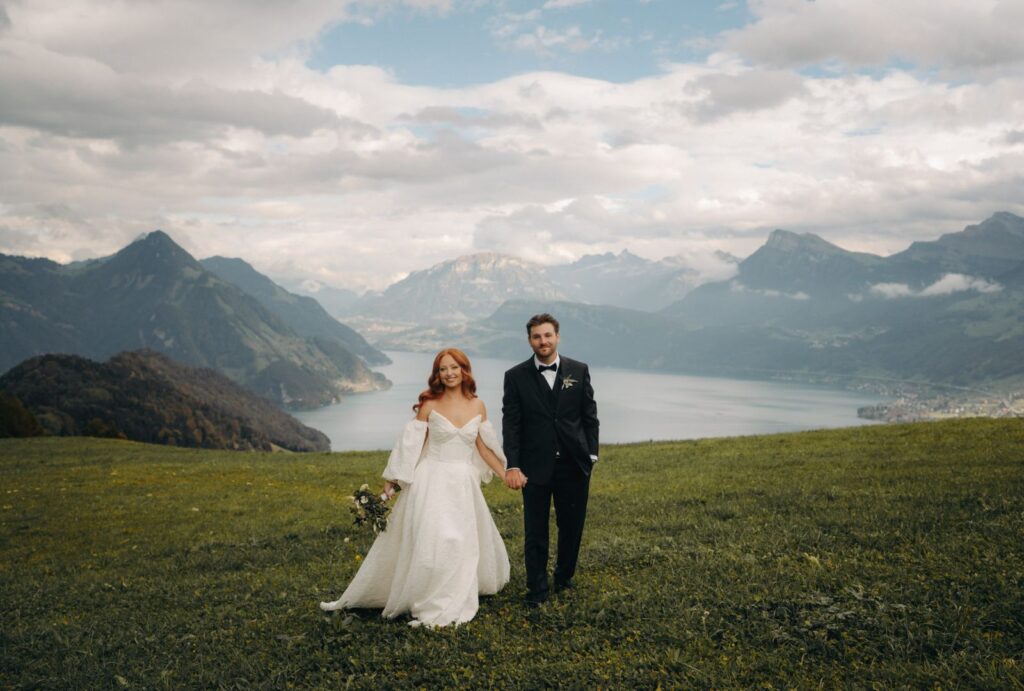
left=503, top=468, right=528, bottom=490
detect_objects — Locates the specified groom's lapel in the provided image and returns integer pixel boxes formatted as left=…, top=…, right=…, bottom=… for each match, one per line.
left=552, top=365, right=565, bottom=409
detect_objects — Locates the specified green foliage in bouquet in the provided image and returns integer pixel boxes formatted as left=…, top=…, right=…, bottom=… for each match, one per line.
left=349, top=483, right=397, bottom=534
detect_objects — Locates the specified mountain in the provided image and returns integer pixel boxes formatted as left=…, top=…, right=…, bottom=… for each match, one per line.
left=200, top=256, right=389, bottom=365
left=0, top=350, right=330, bottom=451
left=654, top=212, right=1024, bottom=386
left=0, top=231, right=389, bottom=408
left=888, top=211, right=1024, bottom=282
left=349, top=252, right=570, bottom=323
left=666, top=213, right=1024, bottom=324
left=544, top=250, right=713, bottom=311
left=378, top=213, right=1024, bottom=390
left=347, top=248, right=737, bottom=331
left=287, top=280, right=360, bottom=318
left=998, top=260, right=1024, bottom=287
left=736, top=230, right=885, bottom=297
left=664, top=230, right=884, bottom=329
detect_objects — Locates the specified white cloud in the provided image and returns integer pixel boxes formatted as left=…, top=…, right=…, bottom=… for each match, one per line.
left=684, top=68, right=807, bottom=121
left=730, top=281, right=809, bottom=300
left=0, top=42, right=344, bottom=143
left=726, top=0, right=1024, bottom=75
left=511, top=25, right=595, bottom=56
left=489, top=1, right=625, bottom=58
left=1, top=1, right=1023, bottom=292
left=543, top=0, right=593, bottom=8
left=2, top=0, right=456, bottom=78
left=869, top=274, right=1002, bottom=299
left=868, top=282, right=916, bottom=299
left=919, top=273, right=1002, bottom=296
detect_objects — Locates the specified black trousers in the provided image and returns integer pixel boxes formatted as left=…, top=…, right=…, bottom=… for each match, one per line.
left=521, top=458, right=590, bottom=600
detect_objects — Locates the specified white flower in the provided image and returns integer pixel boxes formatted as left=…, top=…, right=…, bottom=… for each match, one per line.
left=360, top=496, right=369, bottom=504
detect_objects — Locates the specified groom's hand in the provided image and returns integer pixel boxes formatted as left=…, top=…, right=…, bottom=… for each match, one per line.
left=504, top=468, right=527, bottom=490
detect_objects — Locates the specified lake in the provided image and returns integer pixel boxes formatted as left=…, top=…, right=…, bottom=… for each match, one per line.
left=294, top=351, right=884, bottom=451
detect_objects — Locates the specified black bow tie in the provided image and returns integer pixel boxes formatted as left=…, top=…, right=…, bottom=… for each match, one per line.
left=537, top=363, right=557, bottom=373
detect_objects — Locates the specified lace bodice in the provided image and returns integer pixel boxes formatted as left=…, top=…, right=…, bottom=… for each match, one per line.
left=425, top=410, right=482, bottom=464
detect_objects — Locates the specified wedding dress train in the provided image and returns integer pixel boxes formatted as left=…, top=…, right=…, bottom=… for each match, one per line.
left=319, top=410, right=510, bottom=627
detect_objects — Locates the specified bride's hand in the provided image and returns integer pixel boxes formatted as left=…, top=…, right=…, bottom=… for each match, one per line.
left=503, top=469, right=527, bottom=490
left=381, top=481, right=397, bottom=500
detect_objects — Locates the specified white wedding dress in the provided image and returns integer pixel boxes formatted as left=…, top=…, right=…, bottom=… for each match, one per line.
left=319, top=410, right=510, bottom=627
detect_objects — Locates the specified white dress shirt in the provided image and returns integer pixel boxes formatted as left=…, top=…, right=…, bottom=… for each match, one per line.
left=533, top=354, right=560, bottom=389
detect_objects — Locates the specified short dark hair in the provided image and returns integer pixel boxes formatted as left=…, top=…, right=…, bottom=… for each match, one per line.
left=526, top=313, right=560, bottom=336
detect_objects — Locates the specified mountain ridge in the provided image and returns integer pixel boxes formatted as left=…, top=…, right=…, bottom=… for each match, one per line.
left=200, top=256, right=389, bottom=366
left=0, top=232, right=389, bottom=408
left=374, top=213, right=1024, bottom=391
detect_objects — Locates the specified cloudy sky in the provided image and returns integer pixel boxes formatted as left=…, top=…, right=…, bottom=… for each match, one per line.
left=1, top=0, right=1022, bottom=291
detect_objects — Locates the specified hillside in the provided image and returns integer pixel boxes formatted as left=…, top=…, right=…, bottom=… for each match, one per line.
left=200, top=256, right=389, bottom=366
left=0, top=350, right=330, bottom=451
left=1, top=419, right=1021, bottom=688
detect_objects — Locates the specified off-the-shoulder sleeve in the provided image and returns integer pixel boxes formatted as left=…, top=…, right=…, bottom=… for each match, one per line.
left=381, top=419, right=428, bottom=488
left=472, top=420, right=507, bottom=485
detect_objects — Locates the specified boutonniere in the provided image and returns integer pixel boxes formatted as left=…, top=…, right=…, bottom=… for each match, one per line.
left=561, top=375, right=577, bottom=390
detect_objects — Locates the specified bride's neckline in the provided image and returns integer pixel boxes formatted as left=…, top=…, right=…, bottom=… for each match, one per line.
left=429, top=409, right=482, bottom=430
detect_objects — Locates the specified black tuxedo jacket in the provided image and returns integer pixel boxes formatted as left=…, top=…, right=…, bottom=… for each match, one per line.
left=502, top=355, right=599, bottom=485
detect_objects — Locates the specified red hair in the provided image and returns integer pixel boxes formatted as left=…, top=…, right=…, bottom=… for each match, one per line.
left=414, top=348, right=477, bottom=412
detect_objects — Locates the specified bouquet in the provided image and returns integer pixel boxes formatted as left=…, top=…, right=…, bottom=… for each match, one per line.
left=350, top=483, right=399, bottom=534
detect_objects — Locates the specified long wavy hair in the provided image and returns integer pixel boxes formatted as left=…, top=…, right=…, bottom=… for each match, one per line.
left=413, top=348, right=477, bottom=412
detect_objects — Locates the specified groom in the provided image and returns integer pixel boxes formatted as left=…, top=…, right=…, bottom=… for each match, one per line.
left=503, top=313, right=599, bottom=606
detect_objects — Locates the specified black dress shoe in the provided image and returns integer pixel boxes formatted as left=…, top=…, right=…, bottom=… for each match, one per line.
left=553, top=580, right=574, bottom=594
left=524, top=593, right=548, bottom=607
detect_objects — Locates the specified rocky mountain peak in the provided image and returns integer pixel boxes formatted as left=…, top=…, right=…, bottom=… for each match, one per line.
left=763, top=229, right=844, bottom=255
left=444, top=252, right=532, bottom=273
left=942, top=211, right=1024, bottom=244
left=107, top=229, right=202, bottom=275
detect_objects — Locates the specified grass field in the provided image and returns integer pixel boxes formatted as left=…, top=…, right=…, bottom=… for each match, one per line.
left=2, top=418, right=1023, bottom=688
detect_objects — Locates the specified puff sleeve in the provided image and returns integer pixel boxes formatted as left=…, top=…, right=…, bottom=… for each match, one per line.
left=381, top=419, right=428, bottom=489
left=472, top=420, right=507, bottom=485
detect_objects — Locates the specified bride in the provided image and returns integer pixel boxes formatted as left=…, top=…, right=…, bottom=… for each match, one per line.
left=319, top=348, right=513, bottom=627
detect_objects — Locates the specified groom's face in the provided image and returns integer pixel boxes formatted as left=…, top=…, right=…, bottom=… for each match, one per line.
left=528, top=322, right=560, bottom=362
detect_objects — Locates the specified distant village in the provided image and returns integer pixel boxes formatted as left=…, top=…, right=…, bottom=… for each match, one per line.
left=753, top=371, right=1024, bottom=424
left=855, top=388, right=1024, bottom=423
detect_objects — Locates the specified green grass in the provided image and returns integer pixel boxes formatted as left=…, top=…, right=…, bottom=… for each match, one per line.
left=2, top=419, right=1023, bottom=689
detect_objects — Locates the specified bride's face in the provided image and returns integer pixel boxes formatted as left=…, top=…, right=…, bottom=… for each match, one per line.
left=437, top=354, right=464, bottom=390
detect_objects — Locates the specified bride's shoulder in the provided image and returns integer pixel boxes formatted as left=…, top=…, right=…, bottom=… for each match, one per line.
left=473, top=397, right=487, bottom=420
left=416, top=400, right=435, bottom=422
